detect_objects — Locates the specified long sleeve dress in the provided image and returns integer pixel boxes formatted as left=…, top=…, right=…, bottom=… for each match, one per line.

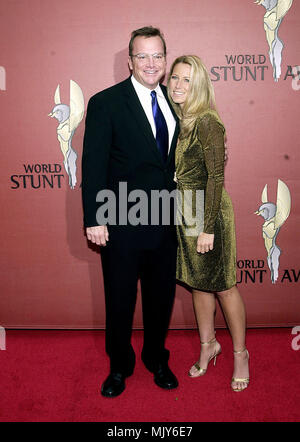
left=175, top=110, right=236, bottom=292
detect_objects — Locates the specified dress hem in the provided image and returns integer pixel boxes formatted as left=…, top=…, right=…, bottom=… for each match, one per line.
left=176, top=277, right=236, bottom=293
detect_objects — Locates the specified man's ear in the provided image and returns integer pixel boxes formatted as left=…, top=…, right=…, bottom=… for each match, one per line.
left=128, top=56, right=133, bottom=71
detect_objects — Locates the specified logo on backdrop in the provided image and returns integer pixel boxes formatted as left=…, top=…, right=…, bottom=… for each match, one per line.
left=292, top=66, right=300, bottom=90
left=255, top=0, right=293, bottom=82
left=255, top=179, right=291, bottom=283
left=0, top=66, right=6, bottom=90
left=48, top=80, right=84, bottom=189
left=236, top=180, right=298, bottom=285
left=10, top=163, right=65, bottom=189
left=210, top=1, right=297, bottom=83
left=210, top=54, right=269, bottom=82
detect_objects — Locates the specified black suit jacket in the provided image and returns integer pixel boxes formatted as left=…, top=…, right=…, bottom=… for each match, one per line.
left=81, top=77, right=180, bottom=245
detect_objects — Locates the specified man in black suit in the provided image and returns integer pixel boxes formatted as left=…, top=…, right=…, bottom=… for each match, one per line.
left=82, top=26, right=179, bottom=398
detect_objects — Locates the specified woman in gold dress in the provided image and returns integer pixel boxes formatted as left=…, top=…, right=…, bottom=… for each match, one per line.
left=168, top=56, right=250, bottom=392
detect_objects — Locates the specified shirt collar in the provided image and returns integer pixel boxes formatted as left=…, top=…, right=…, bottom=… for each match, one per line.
left=131, top=75, right=164, bottom=99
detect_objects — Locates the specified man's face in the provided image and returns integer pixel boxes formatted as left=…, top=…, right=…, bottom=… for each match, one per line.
left=128, top=36, right=166, bottom=90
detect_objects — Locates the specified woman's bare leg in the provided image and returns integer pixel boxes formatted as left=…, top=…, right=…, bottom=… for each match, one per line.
left=216, top=285, right=249, bottom=390
left=189, top=289, right=221, bottom=376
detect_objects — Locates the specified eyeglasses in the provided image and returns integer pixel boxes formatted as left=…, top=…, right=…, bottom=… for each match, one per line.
left=131, top=53, right=165, bottom=63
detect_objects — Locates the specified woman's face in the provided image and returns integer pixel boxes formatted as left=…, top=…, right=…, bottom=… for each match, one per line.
left=169, top=62, right=191, bottom=107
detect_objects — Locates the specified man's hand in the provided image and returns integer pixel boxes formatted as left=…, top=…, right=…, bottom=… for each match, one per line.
left=196, top=232, right=214, bottom=254
left=224, top=142, right=228, bottom=162
left=86, top=225, right=109, bottom=246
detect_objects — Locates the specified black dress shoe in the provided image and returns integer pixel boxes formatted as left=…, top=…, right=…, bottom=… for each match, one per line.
left=153, top=364, right=178, bottom=390
left=101, top=373, right=126, bottom=398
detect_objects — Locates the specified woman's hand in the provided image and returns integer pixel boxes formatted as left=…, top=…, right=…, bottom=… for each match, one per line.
left=196, top=232, right=214, bottom=254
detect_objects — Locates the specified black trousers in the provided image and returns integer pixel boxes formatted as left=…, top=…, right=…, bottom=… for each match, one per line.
left=100, top=227, right=177, bottom=375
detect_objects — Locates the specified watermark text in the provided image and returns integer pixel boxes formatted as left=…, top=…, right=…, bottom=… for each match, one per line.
left=96, top=182, right=204, bottom=236
left=291, top=326, right=300, bottom=350
left=0, top=67, right=6, bottom=91
left=0, top=326, right=6, bottom=350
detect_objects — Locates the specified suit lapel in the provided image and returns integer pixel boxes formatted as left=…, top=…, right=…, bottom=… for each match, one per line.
left=123, top=78, right=164, bottom=164
left=122, top=78, right=180, bottom=166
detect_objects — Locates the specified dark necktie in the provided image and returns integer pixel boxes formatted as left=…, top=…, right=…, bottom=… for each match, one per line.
left=151, top=90, right=169, bottom=162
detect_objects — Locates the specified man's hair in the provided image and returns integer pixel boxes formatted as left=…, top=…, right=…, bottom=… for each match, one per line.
left=129, top=26, right=167, bottom=56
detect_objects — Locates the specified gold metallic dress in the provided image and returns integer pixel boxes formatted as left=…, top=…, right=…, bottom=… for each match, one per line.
left=176, top=110, right=236, bottom=292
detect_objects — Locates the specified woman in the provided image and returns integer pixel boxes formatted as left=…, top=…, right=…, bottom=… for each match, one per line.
left=168, top=56, right=249, bottom=392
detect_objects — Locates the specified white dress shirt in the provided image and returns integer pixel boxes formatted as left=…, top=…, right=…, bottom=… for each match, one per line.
left=131, top=75, right=176, bottom=151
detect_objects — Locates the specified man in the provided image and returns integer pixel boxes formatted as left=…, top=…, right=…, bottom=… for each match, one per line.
left=82, top=27, right=180, bottom=398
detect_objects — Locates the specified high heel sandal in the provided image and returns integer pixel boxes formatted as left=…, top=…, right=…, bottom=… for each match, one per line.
left=231, top=348, right=250, bottom=392
left=188, top=336, right=221, bottom=378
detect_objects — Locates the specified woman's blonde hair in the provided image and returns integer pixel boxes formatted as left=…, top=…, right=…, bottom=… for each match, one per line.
left=167, top=55, right=218, bottom=137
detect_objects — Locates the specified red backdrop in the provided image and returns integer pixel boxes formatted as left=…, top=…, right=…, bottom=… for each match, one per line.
left=0, top=0, right=299, bottom=328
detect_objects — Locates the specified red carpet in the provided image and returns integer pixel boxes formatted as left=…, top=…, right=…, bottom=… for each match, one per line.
left=0, top=328, right=299, bottom=422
